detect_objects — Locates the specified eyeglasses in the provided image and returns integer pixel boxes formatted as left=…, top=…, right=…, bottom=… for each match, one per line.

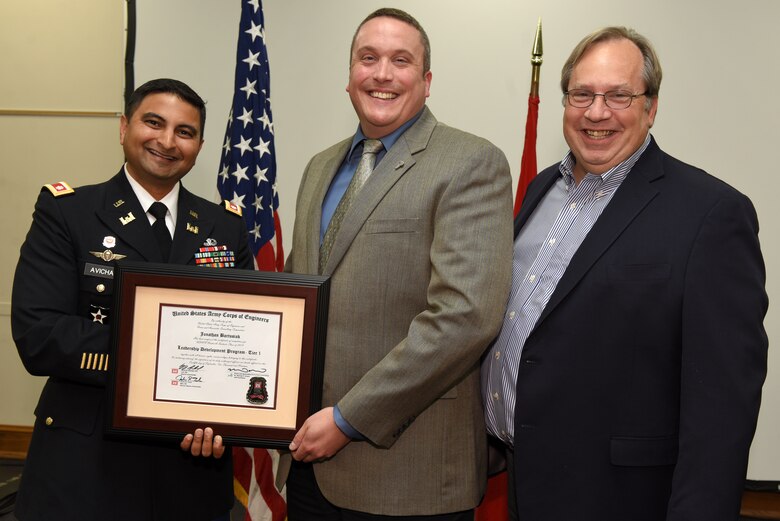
left=563, top=89, right=647, bottom=109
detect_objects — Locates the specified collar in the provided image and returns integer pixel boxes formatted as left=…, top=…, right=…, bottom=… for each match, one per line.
left=559, top=133, right=652, bottom=187
left=347, top=107, right=425, bottom=160
left=123, top=165, right=180, bottom=227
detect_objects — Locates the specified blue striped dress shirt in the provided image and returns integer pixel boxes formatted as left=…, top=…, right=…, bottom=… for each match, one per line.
left=482, top=134, right=651, bottom=446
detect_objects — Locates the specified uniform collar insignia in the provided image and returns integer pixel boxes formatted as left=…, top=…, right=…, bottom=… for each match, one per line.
left=119, top=212, right=135, bottom=225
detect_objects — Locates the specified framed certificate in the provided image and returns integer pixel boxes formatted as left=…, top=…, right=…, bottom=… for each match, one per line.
left=105, top=261, right=329, bottom=449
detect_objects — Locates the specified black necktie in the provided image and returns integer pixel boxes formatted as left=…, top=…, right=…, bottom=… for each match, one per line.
left=148, top=201, right=172, bottom=261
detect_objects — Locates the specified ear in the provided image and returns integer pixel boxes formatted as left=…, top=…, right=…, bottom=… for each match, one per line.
left=424, top=70, right=432, bottom=98
left=119, top=114, right=129, bottom=145
left=646, top=96, right=659, bottom=128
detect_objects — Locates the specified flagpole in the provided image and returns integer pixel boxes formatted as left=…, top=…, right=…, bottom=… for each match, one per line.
left=530, top=18, right=543, bottom=97
left=476, top=22, right=545, bottom=520
left=513, top=18, right=543, bottom=216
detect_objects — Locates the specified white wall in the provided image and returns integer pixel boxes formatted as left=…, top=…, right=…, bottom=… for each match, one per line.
left=0, top=0, right=125, bottom=425
left=127, top=0, right=780, bottom=480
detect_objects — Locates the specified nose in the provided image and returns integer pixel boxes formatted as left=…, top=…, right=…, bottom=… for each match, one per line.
left=158, top=128, right=176, bottom=149
left=585, top=94, right=612, bottom=121
left=373, top=58, right=393, bottom=82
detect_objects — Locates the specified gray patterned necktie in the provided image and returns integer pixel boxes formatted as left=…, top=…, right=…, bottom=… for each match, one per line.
left=319, top=139, right=383, bottom=273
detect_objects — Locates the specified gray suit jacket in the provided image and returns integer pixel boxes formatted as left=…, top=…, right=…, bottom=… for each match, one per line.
left=283, top=107, right=513, bottom=515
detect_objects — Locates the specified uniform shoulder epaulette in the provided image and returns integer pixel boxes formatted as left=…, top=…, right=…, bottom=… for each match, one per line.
left=43, top=181, right=75, bottom=197
left=223, top=200, right=243, bottom=217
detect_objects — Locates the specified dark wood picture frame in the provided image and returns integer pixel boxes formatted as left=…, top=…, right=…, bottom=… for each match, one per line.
left=105, top=261, right=329, bottom=449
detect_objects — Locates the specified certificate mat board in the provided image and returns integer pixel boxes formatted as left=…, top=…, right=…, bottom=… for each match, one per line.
left=106, top=261, right=329, bottom=449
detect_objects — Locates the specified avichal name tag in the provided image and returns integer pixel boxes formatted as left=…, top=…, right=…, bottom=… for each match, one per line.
left=84, top=262, right=114, bottom=279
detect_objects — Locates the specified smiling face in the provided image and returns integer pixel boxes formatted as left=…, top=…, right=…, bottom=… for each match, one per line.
left=346, top=16, right=432, bottom=138
left=563, top=38, right=658, bottom=181
left=119, top=92, right=204, bottom=199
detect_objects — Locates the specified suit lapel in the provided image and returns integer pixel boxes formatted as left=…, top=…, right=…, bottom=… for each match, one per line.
left=534, top=141, right=665, bottom=327
left=321, top=107, right=436, bottom=275
left=306, top=140, right=351, bottom=273
left=514, top=169, right=560, bottom=238
left=95, top=172, right=162, bottom=262
left=170, top=186, right=215, bottom=265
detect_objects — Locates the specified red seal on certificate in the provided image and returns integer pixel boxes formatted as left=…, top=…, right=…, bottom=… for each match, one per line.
left=246, top=376, right=269, bottom=405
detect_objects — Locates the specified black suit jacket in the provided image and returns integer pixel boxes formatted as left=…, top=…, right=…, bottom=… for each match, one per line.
left=11, top=171, right=254, bottom=521
left=511, top=138, right=767, bottom=521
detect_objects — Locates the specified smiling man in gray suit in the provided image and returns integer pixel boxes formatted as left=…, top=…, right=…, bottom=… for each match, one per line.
left=281, top=7, right=513, bottom=520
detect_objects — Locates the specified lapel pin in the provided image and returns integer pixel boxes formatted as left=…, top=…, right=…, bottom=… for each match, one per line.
left=189, top=210, right=198, bottom=218
left=113, top=199, right=125, bottom=208
left=119, top=212, right=135, bottom=226
left=395, top=161, right=405, bottom=170
left=186, top=223, right=199, bottom=234
left=204, top=238, right=218, bottom=247
left=102, top=236, right=116, bottom=248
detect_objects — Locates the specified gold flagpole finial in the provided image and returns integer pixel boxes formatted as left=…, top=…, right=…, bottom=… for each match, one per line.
left=530, top=18, right=543, bottom=97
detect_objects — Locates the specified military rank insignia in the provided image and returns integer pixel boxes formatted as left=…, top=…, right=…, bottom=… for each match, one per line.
left=195, top=242, right=236, bottom=268
left=223, top=200, right=243, bottom=217
left=44, top=181, right=75, bottom=197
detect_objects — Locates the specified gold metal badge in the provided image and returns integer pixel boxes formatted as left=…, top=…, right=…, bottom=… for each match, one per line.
left=90, top=250, right=127, bottom=262
left=119, top=212, right=135, bottom=225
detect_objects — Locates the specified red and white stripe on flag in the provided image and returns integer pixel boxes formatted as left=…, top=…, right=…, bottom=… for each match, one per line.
left=233, top=447, right=287, bottom=521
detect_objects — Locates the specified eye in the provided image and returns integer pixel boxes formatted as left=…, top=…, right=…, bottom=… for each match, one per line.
left=569, top=90, right=593, bottom=103
left=607, top=91, right=632, bottom=102
left=177, top=128, right=196, bottom=139
left=144, top=118, right=162, bottom=128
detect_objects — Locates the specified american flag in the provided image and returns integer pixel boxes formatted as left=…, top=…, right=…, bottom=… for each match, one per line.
left=218, top=1, right=286, bottom=519
left=218, top=0, right=284, bottom=273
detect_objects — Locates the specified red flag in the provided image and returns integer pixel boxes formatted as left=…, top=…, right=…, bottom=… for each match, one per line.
left=476, top=92, right=540, bottom=521
left=476, top=471, right=510, bottom=521
left=513, top=95, right=540, bottom=216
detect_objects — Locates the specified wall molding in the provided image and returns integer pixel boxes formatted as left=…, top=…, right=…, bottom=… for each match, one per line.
left=0, top=425, right=32, bottom=460
left=0, top=109, right=120, bottom=118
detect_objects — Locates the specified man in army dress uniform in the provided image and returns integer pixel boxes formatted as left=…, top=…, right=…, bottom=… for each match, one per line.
left=11, top=78, right=254, bottom=521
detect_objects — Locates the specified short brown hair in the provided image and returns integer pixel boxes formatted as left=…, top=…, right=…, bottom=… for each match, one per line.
left=350, top=8, right=431, bottom=74
left=561, top=26, right=662, bottom=111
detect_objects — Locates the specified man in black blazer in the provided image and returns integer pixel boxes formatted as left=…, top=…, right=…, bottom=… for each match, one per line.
left=11, top=79, right=254, bottom=521
left=481, top=27, right=768, bottom=521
